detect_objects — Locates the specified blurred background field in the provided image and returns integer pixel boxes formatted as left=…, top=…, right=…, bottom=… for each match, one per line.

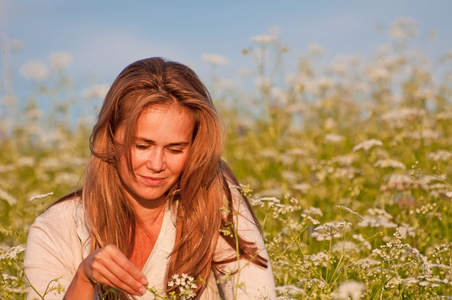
left=1, top=1, right=452, bottom=299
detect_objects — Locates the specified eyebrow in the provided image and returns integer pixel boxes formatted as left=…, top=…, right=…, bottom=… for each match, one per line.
left=135, top=138, right=190, bottom=147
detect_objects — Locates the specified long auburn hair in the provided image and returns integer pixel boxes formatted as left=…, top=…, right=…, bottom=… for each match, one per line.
left=75, top=57, right=267, bottom=297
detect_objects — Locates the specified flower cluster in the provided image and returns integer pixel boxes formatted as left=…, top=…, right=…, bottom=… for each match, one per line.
left=167, top=274, right=197, bottom=300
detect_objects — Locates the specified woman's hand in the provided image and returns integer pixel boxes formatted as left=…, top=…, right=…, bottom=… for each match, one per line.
left=65, top=244, right=148, bottom=299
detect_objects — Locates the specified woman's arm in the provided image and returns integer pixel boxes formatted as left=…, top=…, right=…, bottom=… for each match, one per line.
left=24, top=202, right=84, bottom=299
left=24, top=201, right=147, bottom=300
left=215, top=187, right=277, bottom=299
left=64, top=244, right=148, bottom=299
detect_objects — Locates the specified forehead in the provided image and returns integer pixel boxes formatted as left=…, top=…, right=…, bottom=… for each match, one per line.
left=135, top=105, right=194, bottom=141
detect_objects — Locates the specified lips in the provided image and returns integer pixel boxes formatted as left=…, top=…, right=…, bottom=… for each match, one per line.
left=139, top=175, right=166, bottom=186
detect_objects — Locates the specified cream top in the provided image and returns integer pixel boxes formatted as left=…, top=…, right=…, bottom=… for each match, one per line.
left=24, top=197, right=276, bottom=300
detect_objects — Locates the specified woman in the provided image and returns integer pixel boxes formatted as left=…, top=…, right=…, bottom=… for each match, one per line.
left=24, top=57, right=276, bottom=299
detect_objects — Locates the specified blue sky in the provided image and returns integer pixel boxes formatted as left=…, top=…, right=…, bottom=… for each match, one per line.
left=1, top=0, right=452, bottom=113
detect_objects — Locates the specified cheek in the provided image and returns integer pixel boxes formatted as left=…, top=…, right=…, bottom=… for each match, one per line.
left=173, top=154, right=190, bottom=174
left=116, top=152, right=141, bottom=180
left=116, top=156, right=129, bottom=180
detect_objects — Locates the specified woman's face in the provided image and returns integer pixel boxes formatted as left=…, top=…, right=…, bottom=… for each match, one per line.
left=115, top=105, right=193, bottom=208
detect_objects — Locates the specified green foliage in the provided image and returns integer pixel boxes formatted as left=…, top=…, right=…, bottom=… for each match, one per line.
left=2, top=18, right=452, bottom=299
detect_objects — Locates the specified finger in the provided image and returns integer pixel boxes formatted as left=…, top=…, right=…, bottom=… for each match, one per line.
left=90, top=245, right=147, bottom=295
left=91, top=258, right=146, bottom=296
left=105, top=245, right=148, bottom=285
left=95, top=269, right=147, bottom=296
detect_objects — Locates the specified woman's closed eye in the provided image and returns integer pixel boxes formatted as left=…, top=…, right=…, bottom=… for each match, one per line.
left=135, top=144, right=149, bottom=150
left=168, top=148, right=184, bottom=154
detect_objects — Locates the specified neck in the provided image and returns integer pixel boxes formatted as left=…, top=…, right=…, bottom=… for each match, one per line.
left=126, top=194, right=167, bottom=226
left=138, top=203, right=166, bottom=228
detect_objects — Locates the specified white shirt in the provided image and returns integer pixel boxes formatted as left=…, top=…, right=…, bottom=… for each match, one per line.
left=24, top=198, right=276, bottom=299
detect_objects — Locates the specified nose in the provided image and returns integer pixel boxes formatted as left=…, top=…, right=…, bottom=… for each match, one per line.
left=146, top=148, right=166, bottom=172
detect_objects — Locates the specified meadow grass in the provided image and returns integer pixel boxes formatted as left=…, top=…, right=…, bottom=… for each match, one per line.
left=1, top=18, right=452, bottom=299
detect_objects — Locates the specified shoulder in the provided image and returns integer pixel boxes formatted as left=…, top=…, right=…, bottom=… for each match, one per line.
left=36, top=197, right=82, bottom=223
left=26, top=196, right=89, bottom=262
left=30, top=197, right=84, bottom=239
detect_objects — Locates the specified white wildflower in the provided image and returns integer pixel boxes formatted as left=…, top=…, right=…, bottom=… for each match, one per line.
left=332, top=280, right=366, bottom=300
left=250, top=35, right=277, bottom=44
left=324, top=118, right=337, bottom=130
left=2, top=274, right=18, bottom=281
left=293, top=183, right=311, bottom=193
left=217, top=78, right=239, bottom=90
left=255, top=76, right=271, bottom=92
left=254, top=187, right=284, bottom=199
left=380, top=173, right=428, bottom=192
left=332, top=63, right=347, bottom=75
left=352, top=139, right=383, bottom=152
left=259, top=148, right=278, bottom=159
left=355, top=258, right=380, bottom=268
left=54, top=172, right=80, bottom=185
left=20, top=60, right=49, bottom=81
left=419, top=280, right=439, bottom=287
left=39, top=157, right=61, bottom=171
left=332, top=241, right=357, bottom=252
left=82, top=83, right=109, bottom=99
left=436, top=111, right=452, bottom=120
left=428, top=150, right=452, bottom=162
left=0, top=164, right=15, bottom=173
left=0, top=244, right=26, bottom=260
left=422, top=174, right=446, bottom=184
left=389, top=17, right=418, bottom=41
left=30, top=192, right=54, bottom=201
left=0, top=188, right=17, bottom=205
left=405, top=129, right=441, bottom=140
left=332, top=153, right=357, bottom=167
left=302, top=77, right=334, bottom=94
left=302, top=207, right=323, bottom=217
left=414, top=88, right=434, bottom=101
left=281, top=170, right=298, bottom=183
left=386, top=276, right=403, bottom=288
left=270, top=87, right=288, bottom=106
left=312, top=221, right=351, bottom=241
left=367, top=66, right=390, bottom=82
left=378, top=55, right=403, bottom=69
left=381, top=108, right=426, bottom=128
left=49, top=51, right=73, bottom=69
left=275, top=285, right=306, bottom=296
left=374, top=159, right=406, bottom=170
left=397, top=223, right=416, bottom=239
left=168, top=273, right=197, bottom=299
left=286, top=148, right=307, bottom=157
left=2, top=286, right=28, bottom=293
left=351, top=81, right=369, bottom=92
left=26, top=107, right=43, bottom=119
left=201, top=53, right=228, bottom=66
left=375, top=44, right=393, bottom=57
left=250, top=197, right=280, bottom=208
left=358, top=208, right=397, bottom=228
left=336, top=205, right=363, bottom=221
left=17, top=156, right=36, bottom=167
left=298, top=278, right=328, bottom=289
left=301, top=214, right=320, bottom=225
left=269, top=203, right=298, bottom=217
left=324, top=133, right=345, bottom=144
left=331, top=167, right=361, bottom=180
left=307, top=252, right=329, bottom=267
left=307, top=43, right=324, bottom=57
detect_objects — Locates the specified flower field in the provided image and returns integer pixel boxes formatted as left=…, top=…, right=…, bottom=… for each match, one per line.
left=1, top=19, right=452, bottom=299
